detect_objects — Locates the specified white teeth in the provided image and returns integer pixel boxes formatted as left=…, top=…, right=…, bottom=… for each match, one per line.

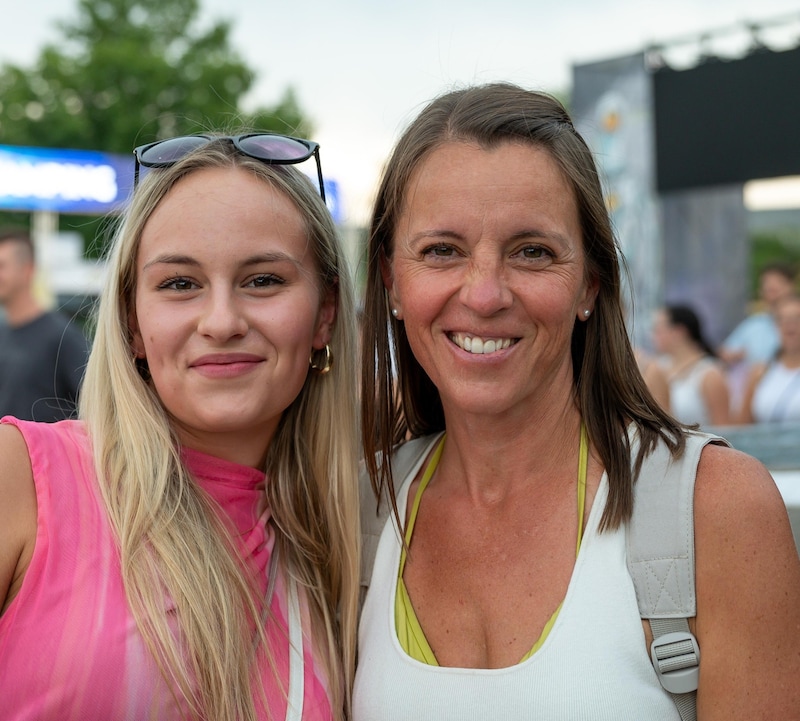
left=450, top=333, right=514, bottom=355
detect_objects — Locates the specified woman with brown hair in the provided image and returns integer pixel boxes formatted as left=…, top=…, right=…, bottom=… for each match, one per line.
left=356, top=84, right=799, bottom=720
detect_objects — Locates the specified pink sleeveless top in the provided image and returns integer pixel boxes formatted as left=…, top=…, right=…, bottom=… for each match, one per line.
left=0, top=417, right=332, bottom=720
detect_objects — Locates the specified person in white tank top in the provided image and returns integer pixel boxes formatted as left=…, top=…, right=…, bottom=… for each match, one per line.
left=651, top=304, right=731, bottom=427
left=739, top=294, right=800, bottom=424
left=357, top=84, right=800, bottom=721
left=356, top=433, right=716, bottom=721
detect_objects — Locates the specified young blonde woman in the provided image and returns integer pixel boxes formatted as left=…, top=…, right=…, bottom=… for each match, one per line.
left=0, top=135, right=359, bottom=721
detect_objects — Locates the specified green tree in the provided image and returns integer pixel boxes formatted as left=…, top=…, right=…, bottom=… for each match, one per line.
left=0, top=0, right=311, bottom=251
left=0, top=0, right=310, bottom=150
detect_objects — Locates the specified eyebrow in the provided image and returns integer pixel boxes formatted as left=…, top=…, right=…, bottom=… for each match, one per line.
left=142, top=252, right=300, bottom=272
left=508, top=228, right=571, bottom=244
left=410, top=228, right=571, bottom=244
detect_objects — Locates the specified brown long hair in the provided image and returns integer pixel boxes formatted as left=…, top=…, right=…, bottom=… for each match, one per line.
left=361, top=82, right=685, bottom=531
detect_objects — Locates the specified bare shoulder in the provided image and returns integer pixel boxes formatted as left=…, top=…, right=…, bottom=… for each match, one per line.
left=694, top=443, right=796, bottom=568
left=747, top=360, right=769, bottom=383
left=0, top=424, right=38, bottom=615
left=694, top=442, right=789, bottom=522
left=693, top=442, right=800, bottom=719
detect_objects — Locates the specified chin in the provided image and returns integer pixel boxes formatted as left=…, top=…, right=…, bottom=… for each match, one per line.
left=444, top=394, right=518, bottom=419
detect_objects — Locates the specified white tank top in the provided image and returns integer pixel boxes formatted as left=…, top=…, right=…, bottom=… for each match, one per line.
left=669, top=356, right=716, bottom=427
left=752, top=361, right=800, bottom=423
left=354, top=455, right=682, bottom=721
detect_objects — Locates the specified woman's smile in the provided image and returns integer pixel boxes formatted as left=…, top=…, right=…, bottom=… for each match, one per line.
left=448, top=333, right=518, bottom=355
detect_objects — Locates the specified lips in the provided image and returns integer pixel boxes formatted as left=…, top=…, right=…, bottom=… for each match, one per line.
left=191, top=353, right=263, bottom=367
left=448, top=332, right=518, bottom=355
left=189, top=353, right=264, bottom=377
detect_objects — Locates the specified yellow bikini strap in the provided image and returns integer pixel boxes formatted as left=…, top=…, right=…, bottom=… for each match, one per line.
left=403, top=436, right=445, bottom=547
left=576, top=422, right=588, bottom=555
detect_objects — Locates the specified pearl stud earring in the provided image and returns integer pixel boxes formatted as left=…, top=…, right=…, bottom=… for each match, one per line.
left=391, top=308, right=399, bottom=318
left=583, top=309, right=591, bottom=318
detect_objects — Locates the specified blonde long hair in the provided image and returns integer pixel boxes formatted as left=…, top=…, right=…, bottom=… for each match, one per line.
left=80, top=140, right=359, bottom=720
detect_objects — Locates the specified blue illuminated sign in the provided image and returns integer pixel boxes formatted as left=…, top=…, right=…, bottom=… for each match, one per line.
left=324, top=177, right=342, bottom=224
left=0, top=145, right=132, bottom=214
left=0, top=143, right=343, bottom=221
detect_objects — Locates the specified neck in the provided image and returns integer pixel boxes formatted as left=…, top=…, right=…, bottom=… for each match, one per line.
left=667, top=345, right=705, bottom=377
left=437, top=398, right=584, bottom=503
left=3, top=291, right=44, bottom=326
left=779, top=349, right=800, bottom=369
left=175, top=424, right=276, bottom=469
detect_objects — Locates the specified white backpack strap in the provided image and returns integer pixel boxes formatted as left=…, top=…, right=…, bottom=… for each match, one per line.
left=649, top=617, right=700, bottom=721
left=627, top=430, right=728, bottom=721
left=359, top=434, right=444, bottom=593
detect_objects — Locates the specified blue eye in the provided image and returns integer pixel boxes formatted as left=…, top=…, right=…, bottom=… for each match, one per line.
left=159, top=277, right=196, bottom=291
left=248, top=274, right=283, bottom=288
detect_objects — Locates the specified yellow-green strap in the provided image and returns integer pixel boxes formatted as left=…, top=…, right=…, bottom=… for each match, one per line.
left=397, top=424, right=588, bottom=666
left=577, top=421, right=588, bottom=555
left=398, top=435, right=445, bottom=577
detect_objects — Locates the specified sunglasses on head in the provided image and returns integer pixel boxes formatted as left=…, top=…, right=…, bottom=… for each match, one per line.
left=132, top=133, right=325, bottom=201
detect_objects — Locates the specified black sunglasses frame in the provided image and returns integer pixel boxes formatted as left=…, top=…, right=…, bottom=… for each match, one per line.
left=133, top=133, right=325, bottom=201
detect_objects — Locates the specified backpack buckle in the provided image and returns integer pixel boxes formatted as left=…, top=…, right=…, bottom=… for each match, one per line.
left=650, top=631, right=700, bottom=695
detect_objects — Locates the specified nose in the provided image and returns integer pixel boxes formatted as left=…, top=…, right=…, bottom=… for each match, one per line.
left=458, top=255, right=513, bottom=316
left=197, top=287, right=249, bottom=340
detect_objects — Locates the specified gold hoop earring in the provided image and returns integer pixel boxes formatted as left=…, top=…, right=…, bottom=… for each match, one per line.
left=309, top=344, right=333, bottom=375
left=134, top=355, right=151, bottom=381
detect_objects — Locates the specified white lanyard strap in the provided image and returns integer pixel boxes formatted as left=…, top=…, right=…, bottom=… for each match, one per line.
left=285, top=574, right=304, bottom=721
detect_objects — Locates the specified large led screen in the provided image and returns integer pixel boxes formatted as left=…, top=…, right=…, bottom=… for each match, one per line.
left=654, top=46, right=800, bottom=191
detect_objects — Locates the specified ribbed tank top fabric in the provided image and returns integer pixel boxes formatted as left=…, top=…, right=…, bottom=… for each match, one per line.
left=354, top=434, right=683, bottom=721
left=0, top=416, right=332, bottom=720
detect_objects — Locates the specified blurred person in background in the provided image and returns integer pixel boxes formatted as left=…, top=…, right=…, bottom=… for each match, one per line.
left=634, top=348, right=671, bottom=412
left=652, top=304, right=730, bottom=427
left=0, top=228, right=90, bottom=421
left=719, top=261, right=796, bottom=366
left=719, top=262, right=796, bottom=417
left=737, top=294, right=800, bottom=424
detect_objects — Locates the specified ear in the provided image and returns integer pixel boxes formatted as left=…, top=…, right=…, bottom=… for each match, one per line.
left=577, top=273, right=600, bottom=321
left=312, top=279, right=338, bottom=349
left=380, top=251, right=401, bottom=316
left=22, top=259, right=37, bottom=286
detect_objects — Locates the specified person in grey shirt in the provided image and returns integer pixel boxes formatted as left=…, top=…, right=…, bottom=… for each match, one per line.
left=0, top=228, right=89, bottom=421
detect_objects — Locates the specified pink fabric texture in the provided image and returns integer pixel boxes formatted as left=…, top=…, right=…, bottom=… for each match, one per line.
left=0, top=417, right=332, bottom=720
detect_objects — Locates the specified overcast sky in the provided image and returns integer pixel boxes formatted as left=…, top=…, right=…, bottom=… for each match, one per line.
left=2, top=0, right=800, bottom=222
